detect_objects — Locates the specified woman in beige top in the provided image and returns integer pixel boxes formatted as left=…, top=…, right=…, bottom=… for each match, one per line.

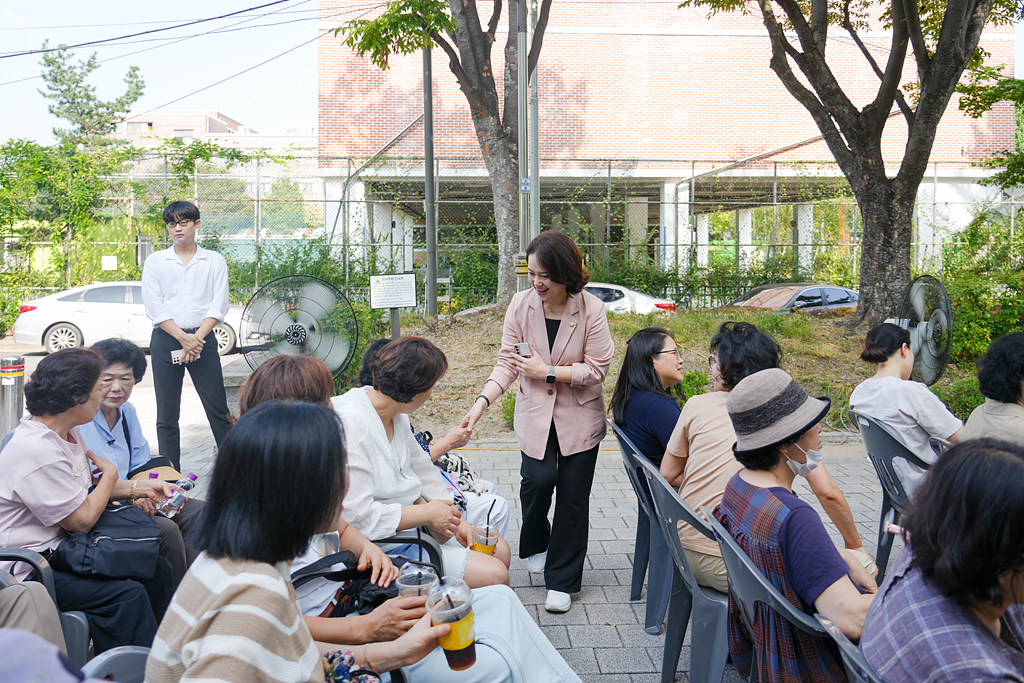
left=660, top=322, right=869, bottom=592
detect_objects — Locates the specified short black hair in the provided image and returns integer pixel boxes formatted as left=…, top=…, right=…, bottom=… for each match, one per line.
left=731, top=433, right=809, bottom=471
left=710, top=322, right=782, bottom=390
left=610, top=327, right=682, bottom=424
left=861, top=323, right=910, bottom=363
left=24, top=348, right=106, bottom=416
left=526, top=231, right=589, bottom=295
left=368, top=336, right=447, bottom=403
left=358, top=338, right=393, bottom=387
left=162, top=200, right=200, bottom=224
left=193, top=400, right=347, bottom=564
left=976, top=332, right=1024, bottom=404
left=91, top=338, right=147, bottom=383
left=902, top=438, right=1024, bottom=609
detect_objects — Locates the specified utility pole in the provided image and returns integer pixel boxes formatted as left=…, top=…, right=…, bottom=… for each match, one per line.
left=516, top=0, right=530, bottom=292
left=529, top=0, right=540, bottom=243
left=424, top=45, right=437, bottom=317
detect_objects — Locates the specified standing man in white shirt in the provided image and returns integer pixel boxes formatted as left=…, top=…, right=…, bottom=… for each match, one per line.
left=142, top=201, right=232, bottom=470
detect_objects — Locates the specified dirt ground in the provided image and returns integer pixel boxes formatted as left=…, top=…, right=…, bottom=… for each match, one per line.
left=396, top=308, right=888, bottom=442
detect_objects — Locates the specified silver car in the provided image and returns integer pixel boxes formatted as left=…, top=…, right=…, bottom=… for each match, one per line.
left=584, top=282, right=676, bottom=314
left=12, top=281, right=243, bottom=355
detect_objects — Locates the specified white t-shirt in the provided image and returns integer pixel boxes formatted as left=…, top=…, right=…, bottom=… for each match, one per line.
left=290, top=532, right=346, bottom=617
left=849, top=376, right=962, bottom=493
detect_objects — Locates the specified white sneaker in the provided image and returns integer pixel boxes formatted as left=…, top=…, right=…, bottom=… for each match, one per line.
left=526, top=551, right=547, bottom=574
left=544, top=590, right=571, bottom=613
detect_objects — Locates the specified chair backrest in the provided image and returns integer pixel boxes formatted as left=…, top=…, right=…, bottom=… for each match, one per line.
left=80, top=645, right=150, bottom=683
left=0, top=569, right=14, bottom=589
left=702, top=506, right=826, bottom=638
left=928, top=436, right=952, bottom=458
left=851, top=411, right=933, bottom=513
left=814, top=615, right=886, bottom=683
left=0, top=428, right=15, bottom=453
left=637, top=457, right=717, bottom=594
left=610, top=421, right=656, bottom=519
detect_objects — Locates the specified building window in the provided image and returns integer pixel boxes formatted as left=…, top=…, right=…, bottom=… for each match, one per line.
left=174, top=129, right=194, bottom=142
left=126, top=122, right=153, bottom=133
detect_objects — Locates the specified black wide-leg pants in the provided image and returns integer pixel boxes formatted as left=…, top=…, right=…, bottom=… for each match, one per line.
left=519, top=423, right=600, bottom=594
left=150, top=327, right=232, bottom=470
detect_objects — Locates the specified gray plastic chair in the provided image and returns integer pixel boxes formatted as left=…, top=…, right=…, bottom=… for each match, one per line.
left=378, top=529, right=445, bottom=577
left=611, top=422, right=674, bottom=635
left=0, top=428, right=15, bottom=452
left=0, top=547, right=90, bottom=668
left=851, top=411, right=932, bottom=583
left=815, top=615, right=885, bottom=683
left=702, top=506, right=829, bottom=678
left=928, top=436, right=952, bottom=458
left=639, top=458, right=729, bottom=683
left=81, top=645, right=149, bottom=683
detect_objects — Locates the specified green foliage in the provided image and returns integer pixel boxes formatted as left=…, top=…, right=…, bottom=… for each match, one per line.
left=0, top=289, right=22, bottom=337
left=679, top=370, right=709, bottom=400
left=335, top=303, right=390, bottom=392
left=930, top=374, right=984, bottom=422
left=333, top=0, right=457, bottom=70
left=500, top=386, right=516, bottom=428
left=38, top=42, right=144, bottom=148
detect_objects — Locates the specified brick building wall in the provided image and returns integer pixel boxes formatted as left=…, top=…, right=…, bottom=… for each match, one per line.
left=317, top=0, right=1015, bottom=166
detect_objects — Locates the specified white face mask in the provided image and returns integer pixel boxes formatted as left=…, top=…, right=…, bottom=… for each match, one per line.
left=785, top=442, right=823, bottom=478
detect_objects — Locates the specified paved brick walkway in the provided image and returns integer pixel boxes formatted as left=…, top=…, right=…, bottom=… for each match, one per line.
left=71, top=341, right=894, bottom=683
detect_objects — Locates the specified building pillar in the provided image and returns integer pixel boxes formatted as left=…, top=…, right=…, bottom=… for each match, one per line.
left=590, top=203, right=608, bottom=267
left=626, top=198, right=648, bottom=262
left=696, top=214, right=710, bottom=268
left=660, top=182, right=690, bottom=273
left=795, top=204, right=813, bottom=276
left=737, top=208, right=754, bottom=271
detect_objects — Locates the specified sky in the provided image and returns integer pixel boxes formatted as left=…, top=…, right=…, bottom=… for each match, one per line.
left=0, top=0, right=322, bottom=143
left=0, top=2, right=1022, bottom=146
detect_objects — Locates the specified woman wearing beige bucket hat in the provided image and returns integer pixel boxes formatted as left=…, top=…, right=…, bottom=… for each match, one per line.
left=712, top=368, right=876, bottom=683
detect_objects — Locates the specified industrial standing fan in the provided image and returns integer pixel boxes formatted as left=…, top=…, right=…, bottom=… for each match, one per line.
left=887, top=274, right=953, bottom=386
left=239, top=276, right=359, bottom=377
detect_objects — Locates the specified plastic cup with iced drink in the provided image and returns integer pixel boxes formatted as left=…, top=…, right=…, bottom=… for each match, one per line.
left=471, top=524, right=499, bottom=555
left=426, top=577, right=476, bottom=671
left=396, top=562, right=439, bottom=598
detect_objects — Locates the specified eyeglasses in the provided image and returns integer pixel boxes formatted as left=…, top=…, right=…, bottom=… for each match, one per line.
left=166, top=220, right=195, bottom=229
left=707, top=355, right=717, bottom=369
left=654, top=348, right=679, bottom=358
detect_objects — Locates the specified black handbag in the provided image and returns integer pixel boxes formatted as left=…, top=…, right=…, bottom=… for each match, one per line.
left=291, top=550, right=402, bottom=617
left=49, top=502, right=161, bottom=581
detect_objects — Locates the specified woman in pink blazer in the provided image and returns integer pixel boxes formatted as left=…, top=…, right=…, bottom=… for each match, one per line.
left=463, top=231, right=614, bottom=613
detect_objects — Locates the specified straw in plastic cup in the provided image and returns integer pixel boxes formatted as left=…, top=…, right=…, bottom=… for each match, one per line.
left=396, top=562, right=439, bottom=598
left=426, top=577, right=476, bottom=671
left=471, top=524, right=499, bottom=555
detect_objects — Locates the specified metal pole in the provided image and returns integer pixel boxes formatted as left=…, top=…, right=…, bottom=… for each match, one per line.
left=424, top=47, right=438, bottom=318
left=517, top=0, right=530, bottom=292
left=0, top=356, right=25, bottom=437
left=254, top=157, right=261, bottom=290
left=529, top=0, right=540, bottom=243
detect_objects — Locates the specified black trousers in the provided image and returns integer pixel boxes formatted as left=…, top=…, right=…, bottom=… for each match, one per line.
left=150, top=327, right=232, bottom=470
left=45, top=558, right=173, bottom=654
left=154, top=497, right=206, bottom=587
left=519, top=424, right=600, bottom=593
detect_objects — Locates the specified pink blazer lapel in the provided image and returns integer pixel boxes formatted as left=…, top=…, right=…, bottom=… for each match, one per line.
left=550, top=293, right=583, bottom=365
left=525, top=290, right=552, bottom=364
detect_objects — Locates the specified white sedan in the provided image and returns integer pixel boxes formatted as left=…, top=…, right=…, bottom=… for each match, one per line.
left=584, top=282, right=676, bottom=313
left=12, top=281, right=243, bottom=355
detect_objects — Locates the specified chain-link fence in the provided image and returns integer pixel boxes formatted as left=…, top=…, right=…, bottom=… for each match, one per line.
left=2, top=153, right=1016, bottom=311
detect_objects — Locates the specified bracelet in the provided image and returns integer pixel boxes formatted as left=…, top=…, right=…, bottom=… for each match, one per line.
left=130, top=480, right=139, bottom=503
left=363, top=643, right=380, bottom=675
left=477, top=394, right=490, bottom=408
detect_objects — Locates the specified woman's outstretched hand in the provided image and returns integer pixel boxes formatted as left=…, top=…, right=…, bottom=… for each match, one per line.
left=461, top=401, right=485, bottom=433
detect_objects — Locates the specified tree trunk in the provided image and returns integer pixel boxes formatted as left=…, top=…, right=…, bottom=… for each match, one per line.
left=481, top=138, right=520, bottom=308
left=856, top=179, right=914, bottom=324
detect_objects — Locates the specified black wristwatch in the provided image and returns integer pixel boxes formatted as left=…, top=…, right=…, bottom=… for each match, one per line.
left=546, top=366, right=556, bottom=384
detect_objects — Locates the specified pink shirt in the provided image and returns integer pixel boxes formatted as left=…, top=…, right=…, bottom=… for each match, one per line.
left=0, top=417, right=91, bottom=580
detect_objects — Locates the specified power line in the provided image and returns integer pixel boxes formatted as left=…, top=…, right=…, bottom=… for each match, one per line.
left=0, top=0, right=296, bottom=60
left=0, top=9, right=319, bottom=30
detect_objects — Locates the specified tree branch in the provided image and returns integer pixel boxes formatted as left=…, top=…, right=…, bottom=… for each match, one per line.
left=527, top=0, right=553, bottom=74
left=486, top=0, right=502, bottom=44
left=810, top=0, right=827, bottom=52
left=430, top=30, right=474, bottom=95
left=900, top=0, right=931, bottom=83
left=501, top=4, right=519, bottom=135
left=847, top=0, right=914, bottom=129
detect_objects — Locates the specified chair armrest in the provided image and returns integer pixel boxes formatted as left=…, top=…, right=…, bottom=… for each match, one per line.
left=0, top=548, right=57, bottom=603
left=377, top=529, right=444, bottom=576
left=0, top=569, right=15, bottom=589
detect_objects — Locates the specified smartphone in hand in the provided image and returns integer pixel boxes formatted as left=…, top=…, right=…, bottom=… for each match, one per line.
left=515, top=342, right=532, bottom=357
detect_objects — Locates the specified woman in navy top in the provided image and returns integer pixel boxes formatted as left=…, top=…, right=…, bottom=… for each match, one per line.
left=610, top=327, right=685, bottom=465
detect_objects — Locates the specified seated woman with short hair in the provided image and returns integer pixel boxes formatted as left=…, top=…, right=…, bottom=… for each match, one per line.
left=0, top=348, right=174, bottom=653
left=963, top=332, right=1024, bottom=446
left=715, top=368, right=876, bottom=683
left=860, top=438, right=1024, bottom=680
left=335, top=337, right=510, bottom=588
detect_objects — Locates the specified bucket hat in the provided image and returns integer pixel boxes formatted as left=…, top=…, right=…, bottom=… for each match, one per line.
left=726, top=368, right=830, bottom=454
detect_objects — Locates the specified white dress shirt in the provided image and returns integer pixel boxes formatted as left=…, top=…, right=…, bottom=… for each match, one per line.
left=142, top=246, right=229, bottom=329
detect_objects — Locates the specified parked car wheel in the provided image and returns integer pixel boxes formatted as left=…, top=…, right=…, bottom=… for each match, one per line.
left=213, top=323, right=236, bottom=356
left=44, top=323, right=83, bottom=353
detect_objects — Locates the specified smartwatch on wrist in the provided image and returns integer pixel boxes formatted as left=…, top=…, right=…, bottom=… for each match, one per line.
left=546, top=366, right=556, bottom=384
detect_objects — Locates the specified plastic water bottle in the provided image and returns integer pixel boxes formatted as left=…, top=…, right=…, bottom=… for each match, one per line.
left=156, top=472, right=198, bottom=518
